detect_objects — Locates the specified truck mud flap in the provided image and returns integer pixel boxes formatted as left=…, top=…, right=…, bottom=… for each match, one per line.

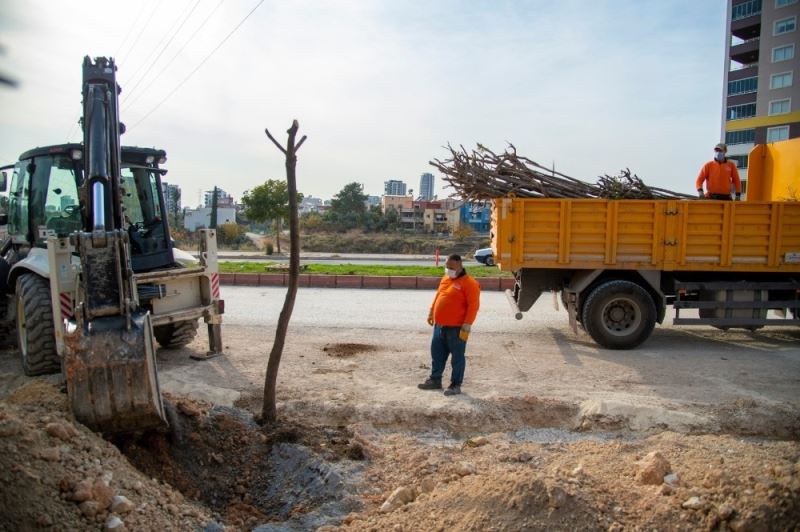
left=64, top=312, right=166, bottom=434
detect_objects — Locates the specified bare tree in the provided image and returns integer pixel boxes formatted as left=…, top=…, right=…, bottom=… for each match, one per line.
left=261, top=120, right=306, bottom=423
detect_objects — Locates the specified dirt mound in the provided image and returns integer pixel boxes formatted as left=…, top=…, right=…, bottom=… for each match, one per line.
left=0, top=382, right=215, bottom=531
left=323, top=343, right=377, bottom=358
left=336, top=430, right=800, bottom=531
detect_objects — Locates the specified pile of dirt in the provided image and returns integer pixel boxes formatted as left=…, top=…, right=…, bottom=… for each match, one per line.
left=333, top=429, right=800, bottom=531
left=0, top=381, right=216, bottom=531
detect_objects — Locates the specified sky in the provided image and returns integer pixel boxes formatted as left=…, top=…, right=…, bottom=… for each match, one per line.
left=0, top=0, right=727, bottom=207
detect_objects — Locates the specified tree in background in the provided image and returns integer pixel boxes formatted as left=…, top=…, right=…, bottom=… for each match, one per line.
left=209, top=186, right=218, bottom=229
left=326, top=182, right=367, bottom=231
left=241, top=179, right=303, bottom=254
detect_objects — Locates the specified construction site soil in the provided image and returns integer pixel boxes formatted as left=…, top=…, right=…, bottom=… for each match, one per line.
left=1, top=376, right=798, bottom=531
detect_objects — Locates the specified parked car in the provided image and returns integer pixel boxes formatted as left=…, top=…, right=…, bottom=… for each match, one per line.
left=474, top=247, right=494, bottom=266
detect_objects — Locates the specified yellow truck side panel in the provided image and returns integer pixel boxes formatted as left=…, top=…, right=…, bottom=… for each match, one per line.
left=492, top=198, right=800, bottom=273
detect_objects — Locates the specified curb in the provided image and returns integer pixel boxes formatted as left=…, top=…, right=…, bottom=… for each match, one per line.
left=219, top=273, right=515, bottom=291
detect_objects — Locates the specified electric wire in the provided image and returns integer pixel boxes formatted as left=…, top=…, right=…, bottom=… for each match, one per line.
left=123, top=0, right=223, bottom=111
left=127, top=0, right=265, bottom=132
left=114, top=2, right=148, bottom=59
left=118, top=0, right=164, bottom=65
left=123, top=0, right=203, bottom=102
left=122, top=0, right=197, bottom=94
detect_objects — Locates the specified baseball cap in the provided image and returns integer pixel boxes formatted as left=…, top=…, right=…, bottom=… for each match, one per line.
left=714, top=143, right=727, bottom=152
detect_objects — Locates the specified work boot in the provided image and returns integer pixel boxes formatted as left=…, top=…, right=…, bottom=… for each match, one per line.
left=417, top=378, right=442, bottom=390
left=444, top=384, right=461, bottom=396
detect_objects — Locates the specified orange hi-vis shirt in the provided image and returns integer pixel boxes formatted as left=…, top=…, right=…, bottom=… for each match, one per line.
left=431, top=273, right=481, bottom=327
left=695, top=160, right=742, bottom=195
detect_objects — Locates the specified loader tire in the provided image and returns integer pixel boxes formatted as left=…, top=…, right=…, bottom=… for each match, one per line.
left=16, top=274, right=60, bottom=376
left=154, top=320, right=199, bottom=349
left=582, top=280, right=656, bottom=350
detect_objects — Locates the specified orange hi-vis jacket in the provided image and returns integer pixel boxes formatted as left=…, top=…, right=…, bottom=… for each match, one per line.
left=695, top=160, right=742, bottom=195
left=431, top=272, right=481, bottom=327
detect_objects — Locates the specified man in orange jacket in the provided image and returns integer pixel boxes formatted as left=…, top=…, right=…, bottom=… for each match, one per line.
left=696, top=143, right=742, bottom=201
left=418, top=254, right=481, bottom=396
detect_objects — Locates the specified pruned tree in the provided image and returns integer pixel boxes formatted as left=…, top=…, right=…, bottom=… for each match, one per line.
left=262, top=120, right=306, bottom=423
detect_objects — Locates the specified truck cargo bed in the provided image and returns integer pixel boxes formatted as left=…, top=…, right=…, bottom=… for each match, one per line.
left=492, top=198, right=800, bottom=274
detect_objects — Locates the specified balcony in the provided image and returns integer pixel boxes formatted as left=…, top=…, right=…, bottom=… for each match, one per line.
left=730, top=0, right=761, bottom=39
left=730, top=37, right=760, bottom=66
left=728, top=64, right=758, bottom=80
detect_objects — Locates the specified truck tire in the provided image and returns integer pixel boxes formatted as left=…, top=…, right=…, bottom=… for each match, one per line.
left=154, top=320, right=199, bottom=349
left=16, top=274, right=60, bottom=376
left=485, top=255, right=494, bottom=267
left=582, top=280, right=656, bottom=350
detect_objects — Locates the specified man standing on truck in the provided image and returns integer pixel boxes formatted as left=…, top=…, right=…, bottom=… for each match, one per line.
left=418, top=254, right=480, bottom=396
left=696, top=143, right=742, bottom=201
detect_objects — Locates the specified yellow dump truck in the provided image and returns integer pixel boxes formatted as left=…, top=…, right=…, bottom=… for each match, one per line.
left=494, top=139, right=800, bottom=349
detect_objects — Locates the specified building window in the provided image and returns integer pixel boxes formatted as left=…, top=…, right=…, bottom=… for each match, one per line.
left=732, top=0, right=762, bottom=20
left=773, top=44, right=795, bottom=62
left=725, top=129, right=756, bottom=145
left=727, top=76, right=758, bottom=95
left=774, top=16, right=797, bottom=35
left=726, top=103, right=757, bottom=120
left=770, top=71, right=793, bottom=89
left=728, top=155, right=749, bottom=169
left=776, top=0, right=798, bottom=8
left=769, top=98, right=791, bottom=115
left=767, top=125, right=790, bottom=142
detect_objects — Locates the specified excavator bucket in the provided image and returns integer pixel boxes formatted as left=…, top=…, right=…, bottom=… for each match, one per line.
left=63, top=311, right=167, bottom=434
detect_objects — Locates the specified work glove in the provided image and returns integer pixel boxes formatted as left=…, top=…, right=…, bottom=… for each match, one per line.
left=427, top=310, right=434, bottom=327
left=459, top=323, right=471, bottom=342
left=735, top=193, right=741, bottom=201
left=697, top=189, right=704, bottom=198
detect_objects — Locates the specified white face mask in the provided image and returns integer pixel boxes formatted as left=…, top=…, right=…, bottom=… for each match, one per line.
left=445, top=267, right=458, bottom=279
left=714, top=151, right=725, bottom=162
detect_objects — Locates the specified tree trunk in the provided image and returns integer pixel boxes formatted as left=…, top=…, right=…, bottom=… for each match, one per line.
left=262, top=121, right=306, bottom=423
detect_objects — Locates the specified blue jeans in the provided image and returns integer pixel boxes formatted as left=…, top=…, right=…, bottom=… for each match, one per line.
left=430, top=325, right=467, bottom=386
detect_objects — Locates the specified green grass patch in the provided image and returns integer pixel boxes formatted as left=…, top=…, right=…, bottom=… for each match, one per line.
left=218, top=261, right=511, bottom=277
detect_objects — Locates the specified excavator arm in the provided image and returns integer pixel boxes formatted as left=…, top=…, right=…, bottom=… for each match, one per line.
left=61, top=57, right=166, bottom=433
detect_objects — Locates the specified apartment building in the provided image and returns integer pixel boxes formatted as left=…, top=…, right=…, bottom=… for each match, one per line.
left=723, top=0, right=800, bottom=192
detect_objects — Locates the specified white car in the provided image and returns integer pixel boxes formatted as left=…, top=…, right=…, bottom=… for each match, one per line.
left=474, top=247, right=494, bottom=266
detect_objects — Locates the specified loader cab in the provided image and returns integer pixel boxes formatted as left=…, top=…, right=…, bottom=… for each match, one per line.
left=5, top=143, right=174, bottom=272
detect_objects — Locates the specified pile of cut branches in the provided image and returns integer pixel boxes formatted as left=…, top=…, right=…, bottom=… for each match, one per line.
left=430, top=144, right=694, bottom=200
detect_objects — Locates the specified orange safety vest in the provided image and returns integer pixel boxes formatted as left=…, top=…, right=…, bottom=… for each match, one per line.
left=431, top=273, right=481, bottom=327
left=696, top=160, right=742, bottom=195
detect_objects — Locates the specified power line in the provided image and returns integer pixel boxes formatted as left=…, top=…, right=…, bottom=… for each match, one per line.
left=118, top=0, right=164, bottom=64
left=128, top=0, right=265, bottom=132
left=124, top=0, right=222, bottom=111
left=114, top=2, right=148, bottom=58
left=123, top=0, right=196, bottom=93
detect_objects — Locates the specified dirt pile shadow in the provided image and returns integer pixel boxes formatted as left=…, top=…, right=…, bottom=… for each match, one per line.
left=117, top=395, right=367, bottom=530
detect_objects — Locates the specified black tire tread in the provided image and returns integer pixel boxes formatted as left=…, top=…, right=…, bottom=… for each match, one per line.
left=154, top=320, right=199, bottom=349
left=581, top=280, right=656, bottom=350
left=16, top=274, right=60, bottom=376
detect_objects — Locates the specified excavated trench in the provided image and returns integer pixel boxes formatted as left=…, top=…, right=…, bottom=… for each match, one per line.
left=114, top=385, right=800, bottom=531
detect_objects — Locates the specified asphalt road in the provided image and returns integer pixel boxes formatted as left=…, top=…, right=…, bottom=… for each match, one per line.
left=153, top=285, right=800, bottom=435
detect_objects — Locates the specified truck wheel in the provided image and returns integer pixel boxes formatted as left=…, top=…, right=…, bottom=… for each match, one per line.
left=582, top=280, right=656, bottom=350
left=485, top=256, right=494, bottom=267
left=16, top=274, right=60, bottom=376
left=154, top=320, right=199, bottom=349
